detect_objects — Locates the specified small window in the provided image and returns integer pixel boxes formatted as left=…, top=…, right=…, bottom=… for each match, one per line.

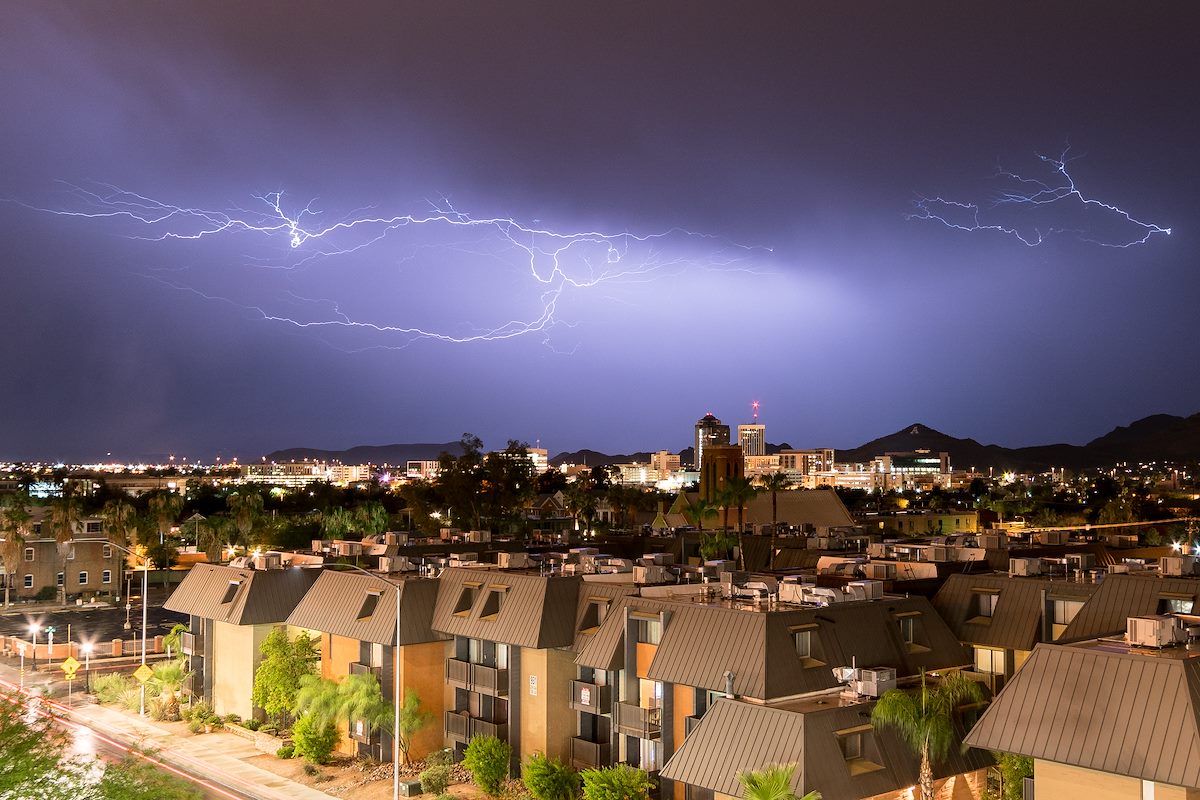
left=790, top=623, right=825, bottom=667
left=56, top=572, right=64, bottom=586
left=974, top=646, right=1004, bottom=675
left=794, top=630, right=811, bottom=658
left=102, top=545, right=113, bottom=558
left=836, top=725, right=884, bottom=775
left=24, top=548, right=34, bottom=562
left=86, top=521, right=101, bottom=534
left=357, top=591, right=382, bottom=620
left=1159, top=595, right=1195, bottom=615
left=969, top=590, right=999, bottom=623
left=23, top=574, right=33, bottom=588
left=633, top=614, right=662, bottom=645
left=220, top=580, right=242, bottom=604
left=480, top=586, right=507, bottom=620
left=67, top=547, right=76, bottom=561
left=579, top=598, right=610, bottom=633
left=454, top=582, right=481, bottom=616
left=102, top=570, right=112, bottom=584
left=895, top=611, right=929, bottom=653
left=78, top=571, right=88, bottom=585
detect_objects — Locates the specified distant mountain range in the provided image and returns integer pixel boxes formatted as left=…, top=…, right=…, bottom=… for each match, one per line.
left=264, top=412, right=1200, bottom=472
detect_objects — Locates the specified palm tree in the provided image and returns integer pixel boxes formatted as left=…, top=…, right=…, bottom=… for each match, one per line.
left=758, top=473, right=793, bottom=569
left=295, top=672, right=392, bottom=741
left=684, top=497, right=718, bottom=561
left=737, top=764, right=821, bottom=800
left=50, top=489, right=81, bottom=604
left=870, top=671, right=984, bottom=800
left=226, top=491, right=264, bottom=547
left=148, top=658, right=192, bottom=720
left=0, top=493, right=32, bottom=607
left=199, top=513, right=233, bottom=563
left=148, top=492, right=183, bottom=545
left=724, top=476, right=759, bottom=560
left=100, top=499, right=137, bottom=547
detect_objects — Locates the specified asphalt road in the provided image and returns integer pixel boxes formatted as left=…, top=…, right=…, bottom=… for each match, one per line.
left=0, top=588, right=188, bottom=646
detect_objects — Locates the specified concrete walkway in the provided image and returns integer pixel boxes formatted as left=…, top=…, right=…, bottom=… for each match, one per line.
left=68, top=702, right=339, bottom=800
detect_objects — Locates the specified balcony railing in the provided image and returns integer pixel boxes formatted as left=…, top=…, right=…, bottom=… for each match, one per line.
left=180, top=632, right=202, bottom=656
left=444, top=710, right=509, bottom=743
left=471, top=717, right=509, bottom=741
left=349, top=662, right=383, bottom=680
left=613, top=702, right=662, bottom=740
left=445, top=659, right=509, bottom=696
left=570, top=737, right=612, bottom=769
left=961, top=668, right=1005, bottom=695
left=570, top=680, right=613, bottom=714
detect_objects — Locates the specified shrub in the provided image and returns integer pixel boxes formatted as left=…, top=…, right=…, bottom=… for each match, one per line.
left=243, top=718, right=262, bottom=731
left=92, top=672, right=135, bottom=705
left=421, top=765, right=453, bottom=795
left=426, top=746, right=454, bottom=767
left=188, top=718, right=204, bottom=734
left=437, top=794, right=455, bottom=800
left=148, top=696, right=168, bottom=721
left=580, top=765, right=653, bottom=800
left=277, top=744, right=295, bottom=759
left=187, top=700, right=215, bottom=722
left=303, top=763, right=321, bottom=777
left=225, top=713, right=242, bottom=724
left=523, top=753, right=580, bottom=800
left=464, top=734, right=511, bottom=796
left=292, top=713, right=339, bottom=765
left=34, top=586, right=56, bottom=601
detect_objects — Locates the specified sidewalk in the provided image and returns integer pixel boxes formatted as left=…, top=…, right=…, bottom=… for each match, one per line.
left=69, top=702, right=339, bottom=800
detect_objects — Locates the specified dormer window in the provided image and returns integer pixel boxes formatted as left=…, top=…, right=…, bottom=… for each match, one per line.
left=836, top=724, right=884, bottom=776
left=579, top=597, right=611, bottom=634
left=453, top=581, right=481, bottom=617
left=969, top=588, right=1000, bottom=624
left=357, top=591, right=382, bottom=620
left=1158, top=593, right=1195, bottom=615
left=790, top=623, right=825, bottom=668
left=221, top=580, right=242, bottom=605
left=479, top=585, right=508, bottom=621
left=895, top=611, right=930, bottom=654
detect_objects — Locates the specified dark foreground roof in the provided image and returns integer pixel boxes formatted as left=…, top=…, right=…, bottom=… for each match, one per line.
left=431, top=567, right=581, bottom=649
left=966, top=642, right=1200, bottom=788
left=932, top=573, right=1097, bottom=650
left=164, top=564, right=320, bottom=625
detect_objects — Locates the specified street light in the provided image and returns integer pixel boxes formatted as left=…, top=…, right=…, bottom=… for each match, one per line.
left=337, top=563, right=403, bottom=800
left=107, top=541, right=151, bottom=715
left=29, top=623, right=40, bottom=670
left=81, top=642, right=93, bottom=692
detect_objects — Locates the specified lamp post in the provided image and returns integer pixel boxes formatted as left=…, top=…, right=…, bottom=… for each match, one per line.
left=108, top=541, right=150, bottom=715
left=29, top=623, right=39, bottom=670
left=339, top=563, right=403, bottom=800
left=81, top=642, right=93, bottom=692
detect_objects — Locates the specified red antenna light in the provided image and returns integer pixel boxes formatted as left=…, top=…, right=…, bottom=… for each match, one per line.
left=751, top=400, right=759, bottom=421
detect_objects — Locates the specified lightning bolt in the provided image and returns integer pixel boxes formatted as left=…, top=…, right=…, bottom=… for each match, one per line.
left=909, top=148, right=1172, bottom=247
left=15, top=182, right=766, bottom=349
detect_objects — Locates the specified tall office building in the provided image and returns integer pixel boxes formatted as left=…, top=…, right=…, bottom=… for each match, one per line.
left=738, top=424, right=766, bottom=457
left=700, top=444, right=745, bottom=503
left=694, top=413, right=730, bottom=469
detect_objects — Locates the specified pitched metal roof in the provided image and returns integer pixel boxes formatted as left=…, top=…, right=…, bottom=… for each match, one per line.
left=285, top=571, right=440, bottom=646
left=932, top=573, right=1097, bottom=650
left=163, top=564, right=320, bottom=625
left=645, top=595, right=968, bottom=701
left=431, top=567, right=581, bottom=648
left=570, top=582, right=639, bottom=652
left=1061, top=574, right=1200, bottom=642
left=965, top=642, right=1200, bottom=788
left=663, top=697, right=988, bottom=800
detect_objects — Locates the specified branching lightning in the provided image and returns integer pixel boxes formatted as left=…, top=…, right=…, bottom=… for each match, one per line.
left=909, top=148, right=1172, bottom=247
left=20, top=182, right=765, bottom=349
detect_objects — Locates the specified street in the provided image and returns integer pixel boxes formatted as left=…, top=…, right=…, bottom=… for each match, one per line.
left=0, top=588, right=187, bottom=651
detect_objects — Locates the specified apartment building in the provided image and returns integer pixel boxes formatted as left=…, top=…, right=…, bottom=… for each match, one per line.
left=1, top=511, right=125, bottom=601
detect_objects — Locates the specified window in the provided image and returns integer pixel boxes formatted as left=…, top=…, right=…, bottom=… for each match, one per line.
left=102, top=545, right=112, bottom=558
left=579, top=598, right=611, bottom=634
left=1051, top=598, right=1087, bottom=640
left=357, top=591, right=381, bottom=620
left=974, top=646, right=1005, bottom=675
left=78, top=571, right=88, bottom=585
left=480, top=585, right=507, bottom=620
left=895, top=611, right=929, bottom=653
left=23, top=575, right=32, bottom=588
left=220, top=580, right=242, bottom=604
left=969, top=589, right=999, bottom=623
left=86, top=521, right=101, bottom=534
left=23, top=548, right=33, bottom=562
left=790, top=623, right=825, bottom=667
left=453, top=582, right=481, bottom=616
left=794, top=630, right=811, bottom=658
left=632, top=613, right=662, bottom=645
left=1158, top=595, right=1195, bottom=615
left=56, top=572, right=64, bottom=586
left=67, top=547, right=75, bottom=561
left=102, top=570, right=112, bottom=584
left=836, top=725, right=884, bottom=775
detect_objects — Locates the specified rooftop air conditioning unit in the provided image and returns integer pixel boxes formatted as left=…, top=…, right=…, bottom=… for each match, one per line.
left=449, top=552, right=478, bottom=567
left=634, top=564, right=669, bottom=584
left=496, top=552, right=534, bottom=570
left=1108, top=563, right=1130, bottom=574
left=379, top=556, right=414, bottom=573
left=924, top=546, right=950, bottom=562
left=1160, top=556, right=1198, bottom=577
left=310, top=539, right=329, bottom=553
left=228, top=556, right=251, bottom=569
left=867, top=543, right=892, bottom=559
left=864, top=562, right=897, bottom=581
left=1066, top=553, right=1096, bottom=571
left=1009, top=557, right=1043, bottom=577
left=1128, top=615, right=1185, bottom=648
left=976, top=534, right=1005, bottom=550
left=854, top=667, right=897, bottom=698
left=570, top=547, right=600, bottom=557
left=805, top=586, right=845, bottom=606
left=846, top=580, right=884, bottom=601
left=642, top=552, right=676, bottom=566
left=777, top=576, right=814, bottom=605
left=252, top=551, right=282, bottom=570
left=596, top=558, right=633, bottom=574
left=467, top=530, right=491, bottom=543
left=1036, top=531, right=1069, bottom=546
left=336, top=541, right=362, bottom=557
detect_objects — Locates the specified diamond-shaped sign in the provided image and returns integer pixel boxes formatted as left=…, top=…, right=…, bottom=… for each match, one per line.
left=133, top=664, right=154, bottom=684
left=60, top=656, right=80, bottom=676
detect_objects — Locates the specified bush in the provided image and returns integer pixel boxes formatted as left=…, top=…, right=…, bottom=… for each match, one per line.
left=187, top=700, right=215, bottom=722
left=523, top=753, right=580, bottom=800
left=148, top=696, right=168, bottom=721
left=421, top=765, right=453, bottom=795
left=277, top=744, right=296, bottom=759
left=188, top=718, right=204, bottom=734
left=243, top=718, right=262, bottom=731
left=580, top=765, right=653, bottom=800
left=437, top=794, right=455, bottom=800
left=426, top=747, right=454, bottom=767
left=34, top=586, right=56, bottom=601
left=92, top=672, right=135, bottom=705
left=224, top=713, right=242, bottom=724
left=464, top=734, right=511, bottom=796
left=292, top=713, right=339, bottom=765
left=303, top=763, right=321, bottom=777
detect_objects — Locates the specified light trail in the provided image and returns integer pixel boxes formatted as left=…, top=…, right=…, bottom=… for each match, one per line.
left=910, top=148, right=1172, bottom=247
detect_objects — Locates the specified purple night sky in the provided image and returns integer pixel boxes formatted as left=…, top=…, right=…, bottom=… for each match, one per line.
left=1, top=3, right=1196, bottom=462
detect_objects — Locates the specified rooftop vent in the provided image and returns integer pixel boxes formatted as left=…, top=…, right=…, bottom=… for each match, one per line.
left=1127, top=615, right=1186, bottom=648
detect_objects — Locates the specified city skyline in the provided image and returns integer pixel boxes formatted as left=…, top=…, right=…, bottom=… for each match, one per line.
left=1, top=4, right=1197, bottom=462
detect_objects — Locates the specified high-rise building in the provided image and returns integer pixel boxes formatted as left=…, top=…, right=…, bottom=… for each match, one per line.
left=737, top=424, right=766, bottom=457
left=700, top=444, right=744, bottom=502
left=693, top=413, right=730, bottom=469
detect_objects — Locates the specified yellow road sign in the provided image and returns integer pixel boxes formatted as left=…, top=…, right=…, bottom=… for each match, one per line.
left=133, top=664, right=154, bottom=684
left=60, top=656, right=80, bottom=678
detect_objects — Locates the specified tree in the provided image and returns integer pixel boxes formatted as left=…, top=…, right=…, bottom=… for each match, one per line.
left=565, top=476, right=599, bottom=534
left=354, top=501, right=389, bottom=536
left=0, top=493, right=32, bottom=607
left=737, top=764, right=821, bottom=800
left=436, top=434, right=485, bottom=530
left=724, top=476, right=760, bottom=569
left=95, top=753, right=205, bottom=799
left=197, top=513, right=231, bottom=563
left=758, top=473, right=792, bottom=569
left=394, top=687, right=433, bottom=766
left=699, top=529, right=736, bottom=562
left=870, top=671, right=984, bottom=800
left=991, top=752, right=1033, bottom=800
left=338, top=672, right=393, bottom=747
left=579, top=764, right=653, bottom=800
left=226, top=490, right=264, bottom=547
left=292, top=711, right=340, bottom=765
left=148, top=492, right=183, bottom=545
left=252, top=629, right=319, bottom=726
left=463, top=734, right=511, bottom=796
left=101, top=499, right=137, bottom=548
left=144, top=540, right=179, bottom=589
left=320, top=507, right=355, bottom=538
left=50, top=488, right=82, bottom=604
left=148, top=658, right=191, bottom=720
left=524, top=752, right=580, bottom=800
left=163, top=623, right=189, bottom=659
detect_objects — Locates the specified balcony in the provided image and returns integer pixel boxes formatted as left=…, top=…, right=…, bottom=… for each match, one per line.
left=444, top=710, right=509, bottom=744
left=349, top=661, right=383, bottom=680
left=960, top=669, right=1005, bottom=696
left=613, top=702, right=661, bottom=740
left=570, top=737, right=612, bottom=769
left=684, top=715, right=703, bottom=736
left=180, top=631, right=202, bottom=656
left=570, top=680, right=612, bottom=714
left=445, top=659, right=509, bottom=696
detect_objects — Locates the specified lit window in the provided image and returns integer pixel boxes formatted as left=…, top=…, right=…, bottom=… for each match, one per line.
left=974, top=646, right=1004, bottom=675
left=78, top=571, right=88, bottom=585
